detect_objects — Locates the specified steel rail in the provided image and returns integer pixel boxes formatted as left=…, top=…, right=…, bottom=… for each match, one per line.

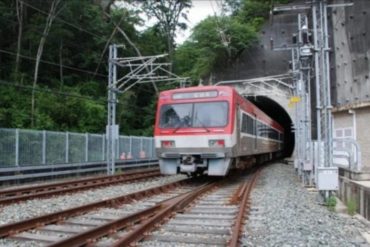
left=0, top=178, right=190, bottom=238
left=228, top=169, right=261, bottom=247
left=111, top=182, right=217, bottom=246
left=0, top=167, right=158, bottom=196
left=47, top=205, right=163, bottom=247
left=0, top=168, right=160, bottom=205
left=48, top=182, right=216, bottom=247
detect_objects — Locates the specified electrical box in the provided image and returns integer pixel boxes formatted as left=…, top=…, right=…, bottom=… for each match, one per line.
left=303, top=160, right=313, bottom=171
left=106, top=124, right=119, bottom=140
left=317, top=167, right=339, bottom=190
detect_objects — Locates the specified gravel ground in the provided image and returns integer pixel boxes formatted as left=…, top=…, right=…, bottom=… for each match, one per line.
left=0, top=175, right=185, bottom=226
left=242, top=162, right=370, bottom=247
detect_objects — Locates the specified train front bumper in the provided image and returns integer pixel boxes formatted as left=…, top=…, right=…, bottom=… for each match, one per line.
left=158, top=152, right=231, bottom=176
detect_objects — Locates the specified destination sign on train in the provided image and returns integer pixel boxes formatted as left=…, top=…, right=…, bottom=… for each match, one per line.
left=172, top=91, right=218, bottom=100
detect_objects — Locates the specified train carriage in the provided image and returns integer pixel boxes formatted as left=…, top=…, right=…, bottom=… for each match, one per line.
left=154, top=85, right=284, bottom=176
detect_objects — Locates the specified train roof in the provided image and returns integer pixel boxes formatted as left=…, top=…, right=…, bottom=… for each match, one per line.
left=159, top=85, right=235, bottom=94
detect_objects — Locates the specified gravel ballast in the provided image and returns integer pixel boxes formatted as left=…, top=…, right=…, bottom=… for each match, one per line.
left=242, top=162, right=370, bottom=247
left=0, top=175, right=185, bottom=226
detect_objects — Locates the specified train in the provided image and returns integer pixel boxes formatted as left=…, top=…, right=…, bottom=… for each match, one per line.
left=154, top=85, right=284, bottom=176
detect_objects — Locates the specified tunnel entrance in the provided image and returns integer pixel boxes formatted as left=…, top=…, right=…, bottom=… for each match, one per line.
left=246, top=96, right=294, bottom=157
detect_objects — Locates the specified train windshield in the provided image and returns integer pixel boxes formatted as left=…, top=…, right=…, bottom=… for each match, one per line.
left=159, top=102, right=228, bottom=128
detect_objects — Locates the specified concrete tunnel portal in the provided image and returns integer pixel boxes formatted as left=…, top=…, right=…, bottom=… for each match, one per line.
left=246, top=95, right=295, bottom=158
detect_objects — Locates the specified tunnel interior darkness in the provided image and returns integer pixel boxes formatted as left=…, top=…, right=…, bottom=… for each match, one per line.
left=246, top=96, right=295, bottom=157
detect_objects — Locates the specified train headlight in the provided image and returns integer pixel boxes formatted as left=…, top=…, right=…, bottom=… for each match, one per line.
left=161, top=140, right=175, bottom=148
left=209, top=139, right=225, bottom=148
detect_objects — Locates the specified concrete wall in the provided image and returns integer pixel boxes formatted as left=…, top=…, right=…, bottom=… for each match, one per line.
left=333, top=106, right=370, bottom=172
left=214, top=12, right=296, bottom=81
left=333, top=111, right=352, bottom=129
left=356, top=108, right=370, bottom=172
left=331, top=0, right=370, bottom=106
left=339, top=177, right=370, bottom=220
left=213, top=0, right=370, bottom=171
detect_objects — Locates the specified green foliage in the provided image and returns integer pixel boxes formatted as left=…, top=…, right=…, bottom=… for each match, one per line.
left=137, top=0, right=192, bottom=56
left=347, top=199, right=357, bottom=216
left=0, top=0, right=157, bottom=136
left=0, top=0, right=291, bottom=136
left=174, top=0, right=265, bottom=81
left=325, top=196, right=337, bottom=212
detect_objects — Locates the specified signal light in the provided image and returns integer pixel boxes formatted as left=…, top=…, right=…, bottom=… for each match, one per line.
left=209, top=139, right=225, bottom=147
left=161, top=140, right=175, bottom=148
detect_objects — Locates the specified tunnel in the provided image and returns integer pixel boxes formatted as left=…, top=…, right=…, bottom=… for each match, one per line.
left=246, top=96, right=295, bottom=157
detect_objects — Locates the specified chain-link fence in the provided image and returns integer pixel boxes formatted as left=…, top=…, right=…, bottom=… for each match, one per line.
left=0, top=128, right=156, bottom=168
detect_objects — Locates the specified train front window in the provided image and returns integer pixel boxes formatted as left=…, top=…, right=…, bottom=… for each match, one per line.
left=159, top=102, right=228, bottom=128
left=193, top=102, right=228, bottom=127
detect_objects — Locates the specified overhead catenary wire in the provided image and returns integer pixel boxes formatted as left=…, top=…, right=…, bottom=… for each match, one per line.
left=3, top=1, right=178, bottom=95
left=0, top=49, right=107, bottom=78
left=0, top=79, right=112, bottom=105
left=20, top=0, right=103, bottom=40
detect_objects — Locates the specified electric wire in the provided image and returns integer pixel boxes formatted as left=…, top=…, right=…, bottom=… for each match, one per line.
left=0, top=49, right=107, bottom=78
left=20, top=0, right=104, bottom=40
left=0, top=79, right=111, bottom=105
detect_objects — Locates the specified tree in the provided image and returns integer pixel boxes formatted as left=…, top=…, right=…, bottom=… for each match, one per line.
left=31, top=0, right=63, bottom=127
left=137, top=0, right=191, bottom=64
left=15, top=0, right=23, bottom=78
left=174, top=15, right=257, bottom=82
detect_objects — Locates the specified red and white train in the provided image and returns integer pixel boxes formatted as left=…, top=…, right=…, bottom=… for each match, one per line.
left=154, top=85, right=284, bottom=176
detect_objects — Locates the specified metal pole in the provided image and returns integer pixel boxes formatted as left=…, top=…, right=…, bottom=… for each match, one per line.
left=42, top=130, right=46, bottom=164
left=65, top=131, right=69, bottom=163
left=15, top=128, right=19, bottom=167
left=323, top=1, right=333, bottom=167
left=102, top=134, right=105, bottom=161
left=319, top=1, right=328, bottom=167
left=112, top=45, right=117, bottom=173
left=85, top=133, right=88, bottom=162
left=129, top=136, right=133, bottom=158
left=107, top=46, right=113, bottom=174
left=107, top=44, right=118, bottom=175
left=312, top=3, right=322, bottom=167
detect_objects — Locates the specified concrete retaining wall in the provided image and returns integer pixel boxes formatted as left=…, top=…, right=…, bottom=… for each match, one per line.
left=339, top=174, right=370, bottom=220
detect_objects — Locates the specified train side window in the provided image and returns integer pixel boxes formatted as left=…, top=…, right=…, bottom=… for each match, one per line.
left=241, top=114, right=247, bottom=133
left=246, top=115, right=254, bottom=135
left=257, top=121, right=263, bottom=137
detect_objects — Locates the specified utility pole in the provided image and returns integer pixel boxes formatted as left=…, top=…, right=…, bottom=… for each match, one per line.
left=272, top=8, right=314, bottom=186
left=107, top=44, right=119, bottom=175
left=273, top=0, right=352, bottom=191
left=294, top=13, right=314, bottom=186
left=106, top=44, right=187, bottom=175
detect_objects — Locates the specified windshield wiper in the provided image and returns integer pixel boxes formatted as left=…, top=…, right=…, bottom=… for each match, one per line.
left=172, top=124, right=184, bottom=133
left=194, top=116, right=211, bottom=133
left=172, top=116, right=192, bottom=133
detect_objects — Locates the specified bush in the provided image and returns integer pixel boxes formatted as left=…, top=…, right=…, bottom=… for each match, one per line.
left=347, top=199, right=357, bottom=216
left=325, top=195, right=337, bottom=211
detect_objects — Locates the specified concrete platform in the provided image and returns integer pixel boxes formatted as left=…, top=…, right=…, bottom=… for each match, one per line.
left=354, top=181, right=370, bottom=187
left=339, top=167, right=370, bottom=181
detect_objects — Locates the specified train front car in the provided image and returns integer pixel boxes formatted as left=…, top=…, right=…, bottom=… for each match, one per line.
left=154, top=86, right=236, bottom=176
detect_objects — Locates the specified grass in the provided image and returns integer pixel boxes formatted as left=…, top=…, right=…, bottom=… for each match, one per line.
left=347, top=199, right=357, bottom=216
left=325, top=195, right=337, bottom=212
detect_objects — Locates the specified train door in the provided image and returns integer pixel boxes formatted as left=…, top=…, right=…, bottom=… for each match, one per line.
left=253, top=113, right=257, bottom=150
left=236, top=105, right=241, bottom=154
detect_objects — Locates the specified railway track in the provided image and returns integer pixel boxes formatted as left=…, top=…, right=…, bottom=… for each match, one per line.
left=0, top=168, right=261, bottom=247
left=0, top=168, right=160, bottom=206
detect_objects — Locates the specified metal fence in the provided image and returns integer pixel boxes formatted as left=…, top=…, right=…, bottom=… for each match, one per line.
left=0, top=128, right=156, bottom=168
left=333, top=138, right=362, bottom=172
